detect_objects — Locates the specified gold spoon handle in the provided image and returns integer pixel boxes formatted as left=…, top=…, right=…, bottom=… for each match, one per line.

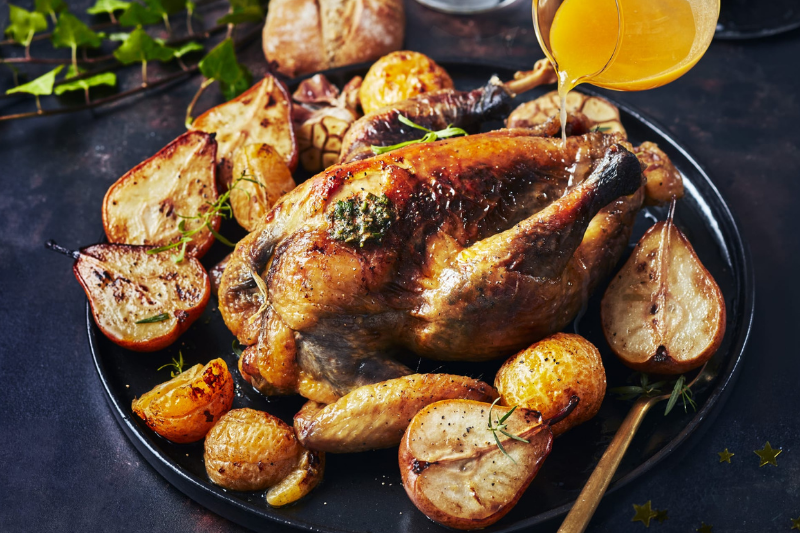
left=557, top=395, right=658, bottom=533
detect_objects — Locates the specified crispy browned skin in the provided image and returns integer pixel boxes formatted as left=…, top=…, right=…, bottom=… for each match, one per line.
left=219, top=130, right=644, bottom=402
left=339, top=80, right=513, bottom=163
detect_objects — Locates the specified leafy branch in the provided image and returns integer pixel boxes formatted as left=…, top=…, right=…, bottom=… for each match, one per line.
left=487, top=398, right=529, bottom=464
left=0, top=13, right=261, bottom=122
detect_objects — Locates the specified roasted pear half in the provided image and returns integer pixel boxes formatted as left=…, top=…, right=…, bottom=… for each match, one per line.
left=601, top=213, right=726, bottom=374
left=192, top=74, right=298, bottom=188
left=54, top=242, right=210, bottom=351
left=400, top=398, right=575, bottom=530
left=102, top=131, right=219, bottom=259
left=230, top=143, right=296, bottom=232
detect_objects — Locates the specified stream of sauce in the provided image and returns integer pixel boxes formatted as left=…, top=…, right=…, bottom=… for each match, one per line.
left=547, top=0, right=705, bottom=141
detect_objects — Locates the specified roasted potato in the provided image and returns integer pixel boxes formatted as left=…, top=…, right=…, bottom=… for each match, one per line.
left=634, top=141, right=685, bottom=206
left=192, top=74, right=298, bottom=188
left=359, top=51, right=454, bottom=114
left=230, top=144, right=296, bottom=232
left=293, top=374, right=497, bottom=453
left=495, top=333, right=605, bottom=436
left=400, top=399, right=556, bottom=530
left=132, top=358, right=234, bottom=443
left=102, top=131, right=219, bottom=258
left=71, top=243, right=210, bottom=352
left=602, top=217, right=726, bottom=374
left=204, top=408, right=323, bottom=499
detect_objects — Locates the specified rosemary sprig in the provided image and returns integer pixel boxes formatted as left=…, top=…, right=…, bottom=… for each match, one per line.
left=147, top=172, right=264, bottom=262
left=157, top=351, right=185, bottom=377
left=664, top=375, right=697, bottom=415
left=488, top=398, right=529, bottom=464
left=135, top=312, right=169, bottom=324
left=591, top=125, right=612, bottom=133
left=371, top=114, right=468, bottom=155
left=609, top=372, right=668, bottom=400
left=611, top=372, right=697, bottom=416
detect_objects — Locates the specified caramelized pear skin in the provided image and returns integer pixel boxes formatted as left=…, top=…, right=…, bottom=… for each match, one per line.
left=191, top=74, right=298, bottom=188
left=102, top=131, right=219, bottom=258
left=399, top=399, right=554, bottom=530
left=601, top=219, right=726, bottom=374
left=73, top=243, right=210, bottom=352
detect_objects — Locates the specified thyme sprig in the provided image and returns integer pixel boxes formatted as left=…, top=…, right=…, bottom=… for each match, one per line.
left=157, top=350, right=185, bottom=377
left=370, top=114, right=468, bottom=155
left=488, top=398, right=529, bottom=464
left=610, top=372, right=697, bottom=416
left=147, top=172, right=263, bottom=262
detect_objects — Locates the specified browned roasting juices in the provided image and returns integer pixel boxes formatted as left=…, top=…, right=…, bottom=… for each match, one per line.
left=218, top=129, right=646, bottom=403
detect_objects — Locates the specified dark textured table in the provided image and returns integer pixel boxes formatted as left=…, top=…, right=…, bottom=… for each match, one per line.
left=1, top=1, right=798, bottom=532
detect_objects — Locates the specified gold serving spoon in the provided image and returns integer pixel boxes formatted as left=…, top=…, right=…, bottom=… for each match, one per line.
left=557, top=365, right=713, bottom=533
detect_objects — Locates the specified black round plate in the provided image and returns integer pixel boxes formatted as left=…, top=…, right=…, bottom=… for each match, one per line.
left=88, top=61, right=755, bottom=533
left=714, top=0, right=800, bottom=40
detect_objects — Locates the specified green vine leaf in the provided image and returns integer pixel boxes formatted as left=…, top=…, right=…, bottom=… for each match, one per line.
left=198, top=38, right=250, bottom=100
left=4, top=4, right=49, bottom=47
left=113, top=26, right=174, bottom=64
left=86, top=0, right=132, bottom=17
left=54, top=67, right=116, bottom=96
left=52, top=12, right=103, bottom=67
left=216, top=0, right=264, bottom=25
left=171, top=40, right=203, bottom=58
left=6, top=65, right=62, bottom=96
left=118, top=2, right=161, bottom=27
left=34, top=0, right=68, bottom=23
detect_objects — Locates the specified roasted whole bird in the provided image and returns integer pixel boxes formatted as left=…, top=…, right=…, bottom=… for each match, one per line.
left=218, top=129, right=646, bottom=404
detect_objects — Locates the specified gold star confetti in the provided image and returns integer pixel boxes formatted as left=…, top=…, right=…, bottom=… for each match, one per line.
left=632, top=501, right=658, bottom=527
left=791, top=517, right=800, bottom=530
left=754, top=441, right=782, bottom=467
left=718, top=448, right=734, bottom=463
left=697, top=522, right=713, bottom=533
left=654, top=509, right=669, bottom=523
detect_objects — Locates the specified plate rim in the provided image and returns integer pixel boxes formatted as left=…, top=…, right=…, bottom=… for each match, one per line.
left=87, top=59, right=756, bottom=533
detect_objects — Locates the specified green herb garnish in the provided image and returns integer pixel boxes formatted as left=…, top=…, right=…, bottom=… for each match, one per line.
left=609, top=372, right=668, bottom=400
left=664, top=375, right=697, bottom=415
left=136, top=312, right=170, bottom=324
left=371, top=115, right=468, bottom=155
left=157, top=351, right=185, bottom=377
left=611, top=372, right=697, bottom=416
left=487, top=398, right=529, bottom=464
left=147, top=173, right=263, bottom=263
left=231, top=339, right=244, bottom=358
left=329, top=192, right=395, bottom=247
left=592, top=125, right=612, bottom=133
